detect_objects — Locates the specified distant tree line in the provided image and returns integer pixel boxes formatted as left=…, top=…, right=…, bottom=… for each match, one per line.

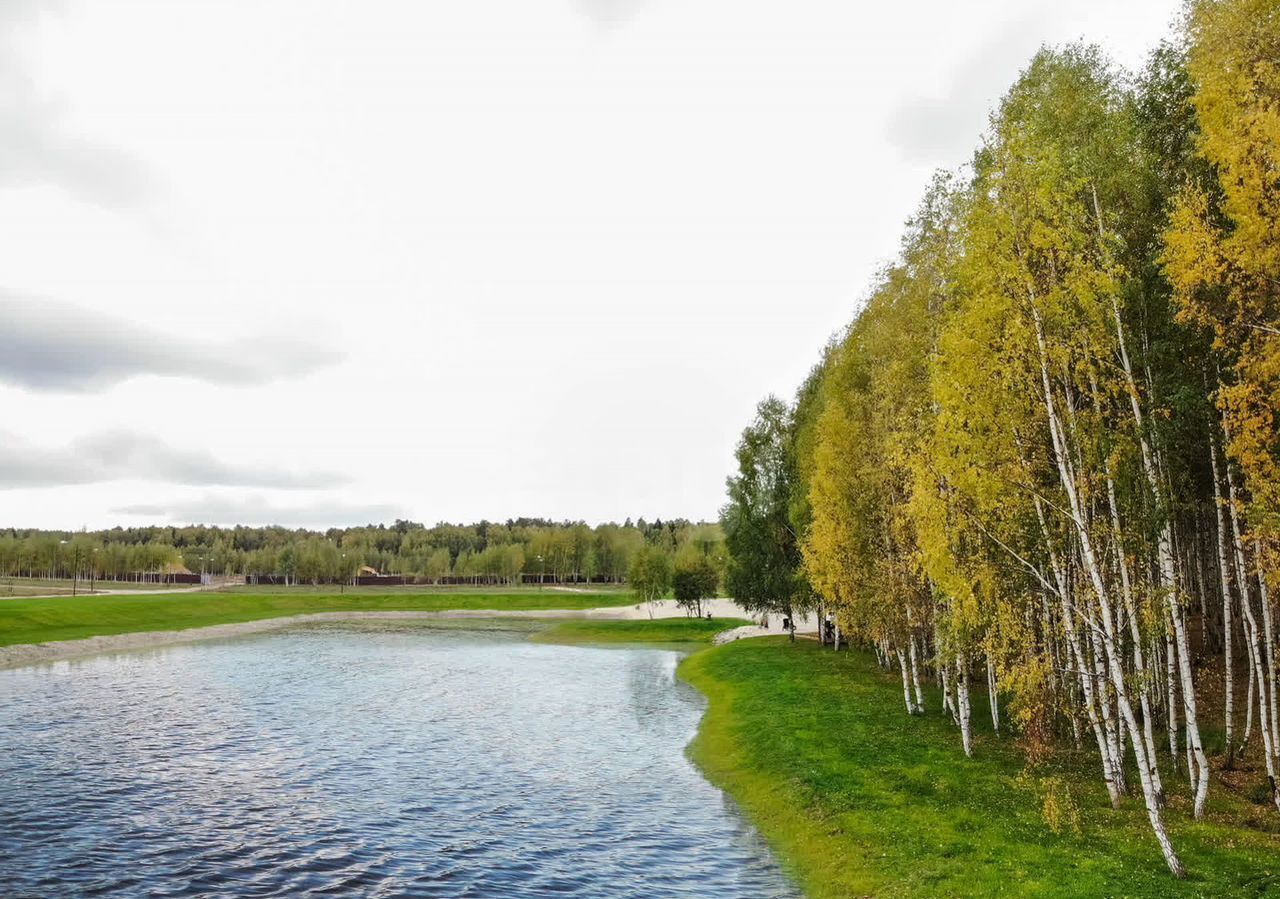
left=0, top=518, right=727, bottom=589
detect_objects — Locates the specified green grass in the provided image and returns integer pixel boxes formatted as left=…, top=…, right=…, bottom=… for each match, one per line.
left=533, top=617, right=749, bottom=646
left=680, top=638, right=1280, bottom=898
left=0, top=577, right=180, bottom=596
left=0, top=591, right=635, bottom=647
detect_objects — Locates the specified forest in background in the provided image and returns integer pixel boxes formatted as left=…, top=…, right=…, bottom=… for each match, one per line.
left=720, top=0, right=1279, bottom=877
left=0, top=518, right=725, bottom=589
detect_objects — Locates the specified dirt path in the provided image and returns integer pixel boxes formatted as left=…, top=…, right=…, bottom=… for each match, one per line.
left=0, top=585, right=210, bottom=601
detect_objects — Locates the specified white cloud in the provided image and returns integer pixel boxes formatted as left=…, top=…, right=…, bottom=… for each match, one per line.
left=0, top=294, right=344, bottom=392
left=885, top=11, right=1050, bottom=165
left=0, top=0, right=153, bottom=209
left=0, top=429, right=347, bottom=489
left=112, top=495, right=404, bottom=529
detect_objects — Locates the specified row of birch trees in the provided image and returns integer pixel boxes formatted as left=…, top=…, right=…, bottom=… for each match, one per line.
left=738, top=0, right=1279, bottom=876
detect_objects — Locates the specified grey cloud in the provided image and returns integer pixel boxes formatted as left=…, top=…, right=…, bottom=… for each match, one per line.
left=112, top=496, right=403, bottom=529
left=0, top=1, right=153, bottom=209
left=0, top=429, right=347, bottom=489
left=0, top=293, right=344, bottom=392
left=0, top=442, right=99, bottom=489
left=886, top=13, right=1049, bottom=165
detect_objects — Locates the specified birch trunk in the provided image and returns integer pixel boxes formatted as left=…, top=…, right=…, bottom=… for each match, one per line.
left=1166, top=627, right=1180, bottom=771
left=1226, top=438, right=1280, bottom=779
left=909, top=635, right=926, bottom=713
left=1099, top=431, right=1163, bottom=798
left=1090, top=624, right=1126, bottom=795
left=1032, top=307, right=1182, bottom=873
left=1209, top=427, right=1237, bottom=767
left=1034, top=493, right=1123, bottom=807
left=941, top=657, right=956, bottom=720
left=1244, top=666, right=1255, bottom=757
left=1240, top=580, right=1280, bottom=809
left=1108, top=290, right=1208, bottom=817
left=956, top=656, right=973, bottom=757
left=897, top=648, right=919, bottom=715
left=1257, top=539, right=1278, bottom=771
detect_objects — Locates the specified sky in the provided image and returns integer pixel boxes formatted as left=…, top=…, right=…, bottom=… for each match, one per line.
left=1, top=0, right=1184, bottom=530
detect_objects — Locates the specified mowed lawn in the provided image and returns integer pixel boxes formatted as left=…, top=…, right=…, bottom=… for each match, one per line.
left=680, top=638, right=1280, bottom=899
left=533, top=617, right=749, bottom=646
left=0, top=591, right=637, bottom=647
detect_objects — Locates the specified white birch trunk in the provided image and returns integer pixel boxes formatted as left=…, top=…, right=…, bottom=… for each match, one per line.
left=1244, top=665, right=1256, bottom=756
left=1257, top=539, right=1278, bottom=772
left=909, top=634, right=925, bottom=713
left=1099, top=434, right=1163, bottom=799
left=1209, top=428, right=1237, bottom=766
left=1166, top=627, right=1180, bottom=771
left=1240, top=579, right=1280, bottom=809
left=1090, top=624, right=1126, bottom=795
left=1034, top=493, right=1124, bottom=807
left=1226, top=440, right=1280, bottom=785
left=1107, top=291, right=1208, bottom=816
left=941, top=658, right=955, bottom=720
left=897, top=648, right=918, bottom=715
left=956, top=656, right=973, bottom=758
left=1032, top=306, right=1182, bottom=874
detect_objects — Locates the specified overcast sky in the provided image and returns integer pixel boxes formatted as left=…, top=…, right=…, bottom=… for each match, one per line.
left=2, top=0, right=1182, bottom=530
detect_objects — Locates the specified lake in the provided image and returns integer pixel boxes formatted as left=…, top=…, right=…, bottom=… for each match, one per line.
left=0, top=625, right=799, bottom=897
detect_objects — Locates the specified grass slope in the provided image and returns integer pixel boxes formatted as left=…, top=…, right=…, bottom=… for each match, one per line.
left=533, top=617, right=749, bottom=646
left=0, top=591, right=635, bottom=648
left=680, top=637, right=1280, bottom=898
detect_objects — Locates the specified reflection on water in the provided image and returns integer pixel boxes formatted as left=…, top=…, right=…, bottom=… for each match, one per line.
left=0, top=626, right=798, bottom=897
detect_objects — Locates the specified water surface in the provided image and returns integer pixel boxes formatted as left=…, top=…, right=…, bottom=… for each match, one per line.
left=0, top=626, right=798, bottom=898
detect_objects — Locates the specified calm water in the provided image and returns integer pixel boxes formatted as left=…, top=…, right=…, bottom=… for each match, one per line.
left=0, top=626, right=799, bottom=898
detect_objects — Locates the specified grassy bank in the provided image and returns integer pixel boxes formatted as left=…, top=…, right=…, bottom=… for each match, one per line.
left=533, top=617, right=748, bottom=646
left=0, top=591, right=635, bottom=648
left=680, top=638, right=1280, bottom=898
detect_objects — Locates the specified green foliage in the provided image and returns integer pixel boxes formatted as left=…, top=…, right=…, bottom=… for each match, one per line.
left=722, top=397, right=809, bottom=619
left=0, top=518, right=725, bottom=588
left=672, top=555, right=720, bottom=617
left=628, top=545, right=673, bottom=605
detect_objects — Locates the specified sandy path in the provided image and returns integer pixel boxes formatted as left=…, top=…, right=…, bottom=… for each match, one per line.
left=1, top=585, right=210, bottom=601
left=0, top=600, right=819, bottom=670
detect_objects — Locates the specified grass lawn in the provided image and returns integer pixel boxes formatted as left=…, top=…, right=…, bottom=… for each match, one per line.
left=532, top=617, right=750, bottom=646
left=0, top=591, right=636, bottom=647
left=680, top=637, right=1280, bottom=898
left=0, top=577, right=180, bottom=597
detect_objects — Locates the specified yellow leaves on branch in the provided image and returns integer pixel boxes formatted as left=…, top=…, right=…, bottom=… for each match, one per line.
left=1166, top=0, right=1280, bottom=541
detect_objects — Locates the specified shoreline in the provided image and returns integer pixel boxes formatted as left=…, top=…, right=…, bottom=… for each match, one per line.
left=0, top=600, right=818, bottom=670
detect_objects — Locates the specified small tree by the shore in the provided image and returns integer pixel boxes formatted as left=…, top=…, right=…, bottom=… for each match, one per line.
left=673, top=557, right=718, bottom=618
left=629, top=546, right=672, bottom=619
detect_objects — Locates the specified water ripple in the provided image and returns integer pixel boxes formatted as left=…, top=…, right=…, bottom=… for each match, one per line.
left=0, top=627, right=798, bottom=898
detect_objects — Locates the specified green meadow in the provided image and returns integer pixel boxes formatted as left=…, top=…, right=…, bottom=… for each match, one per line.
left=0, top=589, right=635, bottom=648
